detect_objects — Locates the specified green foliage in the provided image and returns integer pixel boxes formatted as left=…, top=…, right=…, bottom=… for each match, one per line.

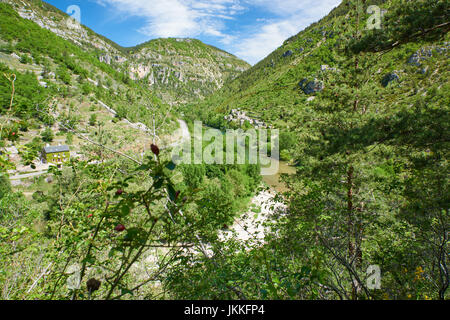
left=19, top=54, right=32, bottom=64
left=81, top=82, right=93, bottom=95
left=57, top=112, right=79, bottom=132
left=88, top=114, right=97, bottom=127
left=0, top=0, right=448, bottom=301
left=65, top=132, right=73, bottom=145
left=1, top=122, right=20, bottom=142
left=349, top=0, right=449, bottom=54
left=41, top=127, right=54, bottom=143
left=0, top=63, right=48, bottom=119
left=0, top=174, right=11, bottom=199
left=279, top=131, right=297, bottom=160
left=57, top=66, right=71, bottom=85
left=0, top=149, right=196, bottom=299
left=0, top=2, right=168, bottom=130
left=19, top=137, right=43, bottom=168
left=179, top=164, right=205, bottom=189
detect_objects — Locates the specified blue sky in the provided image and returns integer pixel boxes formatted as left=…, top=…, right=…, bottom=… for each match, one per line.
left=44, top=0, right=342, bottom=65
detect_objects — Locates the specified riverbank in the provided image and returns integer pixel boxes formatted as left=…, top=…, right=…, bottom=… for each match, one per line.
left=261, top=158, right=296, bottom=193
left=220, top=189, right=286, bottom=245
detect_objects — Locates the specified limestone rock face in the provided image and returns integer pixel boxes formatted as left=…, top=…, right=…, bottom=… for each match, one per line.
left=381, top=72, right=400, bottom=87
left=408, top=48, right=433, bottom=66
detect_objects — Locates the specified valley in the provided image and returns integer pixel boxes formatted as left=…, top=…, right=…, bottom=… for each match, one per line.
left=0, top=0, right=448, bottom=301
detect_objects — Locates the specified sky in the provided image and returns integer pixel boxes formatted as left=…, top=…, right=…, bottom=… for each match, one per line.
left=44, top=0, right=342, bottom=65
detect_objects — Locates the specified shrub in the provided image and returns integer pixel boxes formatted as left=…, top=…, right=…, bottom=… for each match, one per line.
left=41, top=127, right=54, bottom=142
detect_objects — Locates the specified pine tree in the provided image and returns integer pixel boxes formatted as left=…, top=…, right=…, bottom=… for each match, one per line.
left=41, top=127, right=54, bottom=143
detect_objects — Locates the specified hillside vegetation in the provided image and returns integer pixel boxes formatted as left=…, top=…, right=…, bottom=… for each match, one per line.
left=1, top=0, right=250, bottom=105
left=0, top=0, right=448, bottom=301
left=179, top=0, right=450, bottom=300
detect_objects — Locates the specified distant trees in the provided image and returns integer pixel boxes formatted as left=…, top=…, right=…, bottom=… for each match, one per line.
left=57, top=67, right=71, bottom=85
left=179, top=164, right=205, bottom=189
left=41, top=127, right=53, bottom=142
left=169, top=0, right=449, bottom=301
left=58, top=112, right=79, bottom=132
left=0, top=0, right=447, bottom=301
left=81, top=82, right=93, bottom=95
left=279, top=131, right=296, bottom=160
left=0, top=63, right=47, bottom=119
left=88, top=114, right=97, bottom=126
left=19, top=54, right=32, bottom=64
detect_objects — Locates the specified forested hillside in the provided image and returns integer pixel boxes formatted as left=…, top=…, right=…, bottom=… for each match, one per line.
left=0, top=0, right=262, bottom=301
left=179, top=0, right=449, bottom=300
left=126, top=38, right=249, bottom=104
left=0, top=1, right=167, bottom=127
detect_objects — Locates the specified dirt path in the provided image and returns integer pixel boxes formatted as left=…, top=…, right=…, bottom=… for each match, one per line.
left=9, top=170, right=47, bottom=180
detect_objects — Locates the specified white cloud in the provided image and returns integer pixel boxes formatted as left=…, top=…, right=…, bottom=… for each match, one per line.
left=93, top=0, right=342, bottom=64
left=234, top=0, right=342, bottom=64
left=95, top=0, right=243, bottom=38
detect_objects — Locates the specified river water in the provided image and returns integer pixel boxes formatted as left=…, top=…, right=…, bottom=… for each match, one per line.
left=261, top=158, right=296, bottom=193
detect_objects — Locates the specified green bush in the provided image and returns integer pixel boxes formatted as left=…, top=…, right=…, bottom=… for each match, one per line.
left=41, top=127, right=54, bottom=142
left=89, top=114, right=97, bottom=126
left=0, top=174, right=11, bottom=199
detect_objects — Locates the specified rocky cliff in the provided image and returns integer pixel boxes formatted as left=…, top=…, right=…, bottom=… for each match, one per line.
left=0, top=0, right=250, bottom=105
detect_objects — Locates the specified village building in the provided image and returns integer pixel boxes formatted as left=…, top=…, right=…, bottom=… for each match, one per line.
left=42, top=145, right=70, bottom=167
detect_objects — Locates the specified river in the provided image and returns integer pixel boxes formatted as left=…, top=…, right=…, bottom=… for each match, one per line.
left=260, top=157, right=296, bottom=193
left=171, top=120, right=296, bottom=193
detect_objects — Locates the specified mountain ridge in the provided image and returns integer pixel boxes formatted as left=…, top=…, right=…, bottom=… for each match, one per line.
left=186, top=0, right=449, bottom=133
left=0, top=0, right=250, bottom=104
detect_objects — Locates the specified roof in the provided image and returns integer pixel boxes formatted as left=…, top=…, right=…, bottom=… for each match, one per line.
left=44, top=145, right=70, bottom=154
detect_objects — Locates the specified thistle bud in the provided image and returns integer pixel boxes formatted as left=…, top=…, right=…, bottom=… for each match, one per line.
left=151, top=144, right=160, bottom=156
